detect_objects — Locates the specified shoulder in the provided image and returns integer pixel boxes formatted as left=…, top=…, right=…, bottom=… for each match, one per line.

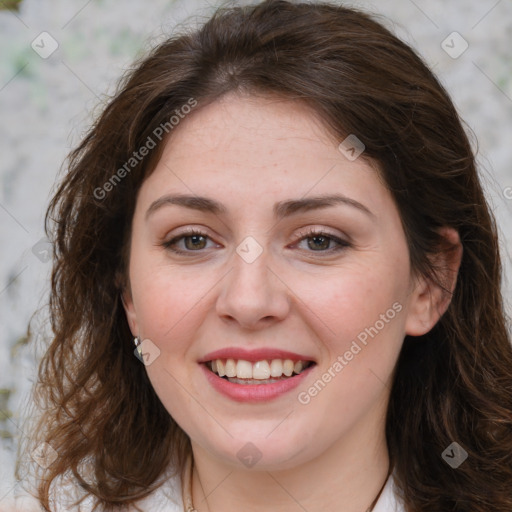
left=128, top=463, right=184, bottom=512
left=372, top=470, right=405, bottom=512
left=7, top=463, right=184, bottom=512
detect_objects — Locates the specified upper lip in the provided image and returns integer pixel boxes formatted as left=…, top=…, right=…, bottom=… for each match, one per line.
left=198, top=347, right=316, bottom=364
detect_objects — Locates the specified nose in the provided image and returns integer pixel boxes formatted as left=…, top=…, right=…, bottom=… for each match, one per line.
left=215, top=244, right=291, bottom=330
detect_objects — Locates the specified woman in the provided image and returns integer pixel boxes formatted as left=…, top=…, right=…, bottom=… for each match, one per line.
left=16, top=1, right=512, bottom=511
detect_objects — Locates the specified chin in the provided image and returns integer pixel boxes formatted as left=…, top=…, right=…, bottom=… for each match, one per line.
left=194, top=422, right=318, bottom=471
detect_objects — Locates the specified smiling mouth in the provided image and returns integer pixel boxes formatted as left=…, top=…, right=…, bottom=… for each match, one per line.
left=205, top=358, right=316, bottom=385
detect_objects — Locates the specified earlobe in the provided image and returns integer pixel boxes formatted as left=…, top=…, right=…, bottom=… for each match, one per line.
left=405, top=227, right=463, bottom=337
left=121, top=289, right=139, bottom=337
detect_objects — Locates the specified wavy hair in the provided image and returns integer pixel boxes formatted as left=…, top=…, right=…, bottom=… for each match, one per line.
left=17, top=1, right=512, bottom=510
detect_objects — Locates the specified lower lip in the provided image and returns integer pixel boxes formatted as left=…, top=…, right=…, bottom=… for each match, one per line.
left=200, top=363, right=315, bottom=402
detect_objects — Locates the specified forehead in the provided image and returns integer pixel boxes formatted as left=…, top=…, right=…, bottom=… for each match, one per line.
left=136, top=92, right=390, bottom=219
left=160, top=93, right=339, bottom=165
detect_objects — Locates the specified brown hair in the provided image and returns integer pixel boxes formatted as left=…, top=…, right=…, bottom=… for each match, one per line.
left=17, top=1, right=512, bottom=510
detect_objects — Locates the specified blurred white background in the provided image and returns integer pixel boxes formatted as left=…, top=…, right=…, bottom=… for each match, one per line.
left=0, top=0, right=511, bottom=507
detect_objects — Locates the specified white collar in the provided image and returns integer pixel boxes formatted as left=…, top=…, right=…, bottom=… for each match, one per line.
left=371, top=470, right=405, bottom=512
left=27, top=454, right=404, bottom=511
left=134, top=456, right=405, bottom=512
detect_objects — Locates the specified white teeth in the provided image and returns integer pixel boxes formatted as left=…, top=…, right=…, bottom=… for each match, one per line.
left=225, top=358, right=237, bottom=378
left=236, top=360, right=253, bottom=379
left=216, top=359, right=226, bottom=377
left=226, top=377, right=288, bottom=385
left=252, top=360, right=271, bottom=380
left=270, top=359, right=283, bottom=377
left=294, top=361, right=304, bottom=374
left=209, top=358, right=312, bottom=379
left=283, top=359, right=294, bottom=377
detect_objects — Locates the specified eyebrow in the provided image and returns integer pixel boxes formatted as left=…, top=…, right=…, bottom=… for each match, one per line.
left=145, top=193, right=375, bottom=221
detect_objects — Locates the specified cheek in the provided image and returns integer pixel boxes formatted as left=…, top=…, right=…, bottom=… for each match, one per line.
left=303, top=264, right=405, bottom=344
left=293, top=260, right=407, bottom=404
left=295, top=276, right=403, bottom=425
left=129, top=257, right=216, bottom=352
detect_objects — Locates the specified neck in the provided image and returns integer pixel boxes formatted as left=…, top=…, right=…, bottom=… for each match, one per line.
left=189, top=411, right=391, bottom=512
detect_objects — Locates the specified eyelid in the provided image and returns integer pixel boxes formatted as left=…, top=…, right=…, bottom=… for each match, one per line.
left=161, top=227, right=217, bottom=252
left=161, top=225, right=351, bottom=256
left=293, top=226, right=345, bottom=242
left=290, top=227, right=351, bottom=252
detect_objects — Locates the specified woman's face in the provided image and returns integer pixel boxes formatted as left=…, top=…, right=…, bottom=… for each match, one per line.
left=123, top=92, right=433, bottom=470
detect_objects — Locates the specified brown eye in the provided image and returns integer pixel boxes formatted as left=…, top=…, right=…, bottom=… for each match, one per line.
left=306, top=234, right=332, bottom=251
left=295, top=228, right=351, bottom=254
left=183, top=234, right=208, bottom=250
left=162, top=229, right=215, bottom=254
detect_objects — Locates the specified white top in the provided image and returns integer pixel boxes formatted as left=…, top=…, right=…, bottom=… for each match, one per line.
left=372, top=470, right=405, bottom=512
left=136, top=457, right=406, bottom=512
left=10, top=456, right=405, bottom=511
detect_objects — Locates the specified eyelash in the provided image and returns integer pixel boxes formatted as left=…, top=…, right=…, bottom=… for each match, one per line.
left=161, top=227, right=351, bottom=256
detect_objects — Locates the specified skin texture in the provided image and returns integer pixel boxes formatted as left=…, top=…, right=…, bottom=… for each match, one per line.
left=123, top=92, right=462, bottom=512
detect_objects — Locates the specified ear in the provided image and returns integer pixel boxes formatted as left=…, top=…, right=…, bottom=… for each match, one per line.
left=121, top=286, right=139, bottom=338
left=405, top=227, right=463, bottom=336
